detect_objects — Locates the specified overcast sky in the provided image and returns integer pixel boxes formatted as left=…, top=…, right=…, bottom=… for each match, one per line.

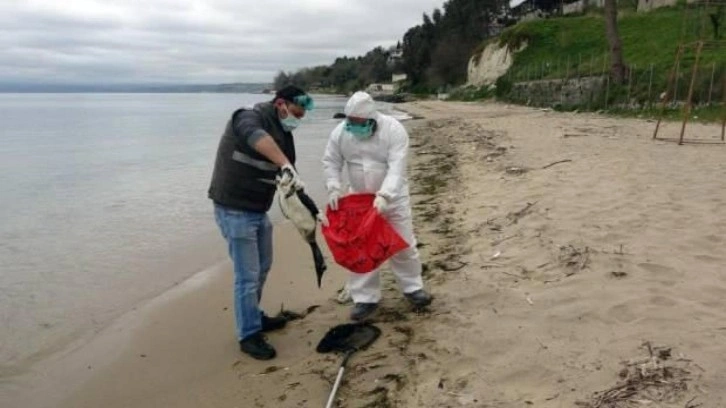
left=2, top=0, right=449, bottom=85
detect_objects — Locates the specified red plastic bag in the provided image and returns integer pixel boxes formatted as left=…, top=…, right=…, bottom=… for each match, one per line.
left=321, top=193, right=409, bottom=274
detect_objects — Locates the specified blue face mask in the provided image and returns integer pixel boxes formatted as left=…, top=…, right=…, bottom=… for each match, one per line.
left=279, top=104, right=301, bottom=131
left=280, top=116, right=300, bottom=131
left=345, top=119, right=375, bottom=139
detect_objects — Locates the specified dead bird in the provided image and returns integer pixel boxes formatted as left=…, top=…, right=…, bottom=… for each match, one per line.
left=268, top=169, right=327, bottom=287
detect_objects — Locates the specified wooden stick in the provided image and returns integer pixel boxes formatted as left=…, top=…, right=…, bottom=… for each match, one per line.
left=680, top=41, right=703, bottom=145
left=654, top=44, right=684, bottom=139
left=542, top=159, right=573, bottom=169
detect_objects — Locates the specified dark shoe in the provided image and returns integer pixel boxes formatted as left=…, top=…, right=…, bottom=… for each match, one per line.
left=239, top=333, right=276, bottom=360
left=261, top=313, right=287, bottom=332
left=350, top=303, right=378, bottom=321
left=404, top=289, right=433, bottom=307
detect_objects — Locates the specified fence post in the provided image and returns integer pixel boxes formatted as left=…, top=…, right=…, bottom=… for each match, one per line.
left=708, top=62, right=716, bottom=105
left=627, top=64, right=635, bottom=107
left=590, top=54, right=594, bottom=78
left=647, top=63, right=654, bottom=110
left=556, top=58, right=560, bottom=79
left=578, top=53, right=582, bottom=78
left=566, top=56, right=570, bottom=80
left=674, top=57, right=680, bottom=103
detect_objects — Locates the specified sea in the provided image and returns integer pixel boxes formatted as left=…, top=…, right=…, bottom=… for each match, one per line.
left=0, top=92, right=408, bottom=385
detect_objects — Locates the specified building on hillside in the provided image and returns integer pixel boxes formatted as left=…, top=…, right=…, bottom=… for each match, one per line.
left=562, top=0, right=605, bottom=14
left=509, top=0, right=608, bottom=19
left=510, top=0, right=561, bottom=20
left=637, top=0, right=700, bottom=12
left=366, top=83, right=397, bottom=95
left=388, top=48, right=403, bottom=65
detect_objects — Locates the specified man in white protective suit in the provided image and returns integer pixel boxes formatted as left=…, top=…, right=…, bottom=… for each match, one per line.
left=322, top=91, right=433, bottom=321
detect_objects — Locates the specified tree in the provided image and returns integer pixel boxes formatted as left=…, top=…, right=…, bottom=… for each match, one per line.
left=273, top=71, right=291, bottom=89
left=604, top=0, right=627, bottom=84
left=710, top=6, right=724, bottom=40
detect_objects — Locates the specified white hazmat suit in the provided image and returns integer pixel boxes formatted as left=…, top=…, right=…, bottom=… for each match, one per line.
left=322, top=91, right=424, bottom=304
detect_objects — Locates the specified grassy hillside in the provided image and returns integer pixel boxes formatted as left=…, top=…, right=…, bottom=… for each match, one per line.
left=464, top=5, right=726, bottom=121
left=498, top=6, right=726, bottom=82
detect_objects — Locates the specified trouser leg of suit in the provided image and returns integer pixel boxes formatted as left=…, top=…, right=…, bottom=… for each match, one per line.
left=348, top=201, right=425, bottom=304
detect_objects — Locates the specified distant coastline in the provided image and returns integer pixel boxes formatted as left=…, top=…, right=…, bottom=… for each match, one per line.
left=0, top=82, right=272, bottom=94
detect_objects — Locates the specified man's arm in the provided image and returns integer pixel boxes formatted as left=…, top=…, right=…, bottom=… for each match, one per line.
left=252, top=134, right=291, bottom=167
left=234, top=111, right=292, bottom=167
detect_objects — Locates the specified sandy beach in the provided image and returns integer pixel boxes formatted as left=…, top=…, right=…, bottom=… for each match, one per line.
left=15, top=100, right=726, bottom=407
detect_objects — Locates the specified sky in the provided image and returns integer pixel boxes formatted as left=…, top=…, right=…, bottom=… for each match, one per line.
left=2, top=0, right=448, bottom=85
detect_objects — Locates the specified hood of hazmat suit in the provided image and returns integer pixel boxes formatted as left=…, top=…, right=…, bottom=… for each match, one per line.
left=322, top=91, right=411, bottom=209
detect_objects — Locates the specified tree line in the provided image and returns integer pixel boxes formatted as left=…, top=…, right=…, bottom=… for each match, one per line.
left=272, top=0, right=645, bottom=93
left=273, top=0, right=512, bottom=94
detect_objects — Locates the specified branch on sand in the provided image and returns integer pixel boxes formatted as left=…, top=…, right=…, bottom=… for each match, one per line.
left=576, top=342, right=699, bottom=408
left=506, top=201, right=538, bottom=225
left=542, top=159, right=573, bottom=169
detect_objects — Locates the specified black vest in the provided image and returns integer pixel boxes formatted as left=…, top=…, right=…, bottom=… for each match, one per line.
left=207, top=102, right=296, bottom=212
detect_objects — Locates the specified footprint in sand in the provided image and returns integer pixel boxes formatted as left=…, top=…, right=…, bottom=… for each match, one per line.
left=608, top=304, right=638, bottom=323
left=694, top=254, right=722, bottom=263
left=704, top=234, right=723, bottom=244
left=649, top=295, right=678, bottom=307
left=637, top=262, right=680, bottom=277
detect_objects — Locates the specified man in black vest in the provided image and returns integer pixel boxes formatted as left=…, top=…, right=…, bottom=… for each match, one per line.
left=208, top=85, right=313, bottom=360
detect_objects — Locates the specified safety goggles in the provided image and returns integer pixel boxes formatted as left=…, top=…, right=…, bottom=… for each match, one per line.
left=293, top=94, right=315, bottom=111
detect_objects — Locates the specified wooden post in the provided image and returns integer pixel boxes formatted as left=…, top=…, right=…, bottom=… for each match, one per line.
left=722, top=73, right=726, bottom=142
left=709, top=62, right=716, bottom=105
left=654, top=44, right=684, bottom=140
left=679, top=41, right=703, bottom=145
left=627, top=64, right=635, bottom=106
left=647, top=63, right=654, bottom=109
left=566, top=56, right=570, bottom=80
left=590, top=53, right=594, bottom=78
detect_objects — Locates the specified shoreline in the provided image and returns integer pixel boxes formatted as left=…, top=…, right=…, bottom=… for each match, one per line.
left=8, top=100, right=726, bottom=407
left=2, top=220, right=347, bottom=408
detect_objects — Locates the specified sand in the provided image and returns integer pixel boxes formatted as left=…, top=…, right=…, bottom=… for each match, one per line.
left=14, top=101, right=726, bottom=407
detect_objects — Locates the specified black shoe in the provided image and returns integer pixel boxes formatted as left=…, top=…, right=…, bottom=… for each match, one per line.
left=239, top=333, right=276, bottom=360
left=261, top=313, right=287, bottom=332
left=350, top=303, right=378, bottom=321
left=404, top=289, right=433, bottom=307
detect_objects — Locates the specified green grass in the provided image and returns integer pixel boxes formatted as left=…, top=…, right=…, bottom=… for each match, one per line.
left=497, top=6, right=726, bottom=83
left=469, top=5, right=726, bottom=121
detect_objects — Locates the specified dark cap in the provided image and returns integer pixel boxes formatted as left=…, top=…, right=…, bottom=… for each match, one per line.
left=274, top=85, right=314, bottom=111
left=275, top=85, right=306, bottom=103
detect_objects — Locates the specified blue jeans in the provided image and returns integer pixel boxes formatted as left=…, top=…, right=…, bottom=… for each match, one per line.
left=214, top=204, right=273, bottom=341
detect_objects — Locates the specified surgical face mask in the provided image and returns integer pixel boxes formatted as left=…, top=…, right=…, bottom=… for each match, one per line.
left=345, top=119, right=375, bottom=139
left=279, top=104, right=301, bottom=131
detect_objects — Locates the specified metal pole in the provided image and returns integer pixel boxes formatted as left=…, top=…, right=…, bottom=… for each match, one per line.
left=679, top=41, right=703, bottom=145
left=325, top=366, right=346, bottom=408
